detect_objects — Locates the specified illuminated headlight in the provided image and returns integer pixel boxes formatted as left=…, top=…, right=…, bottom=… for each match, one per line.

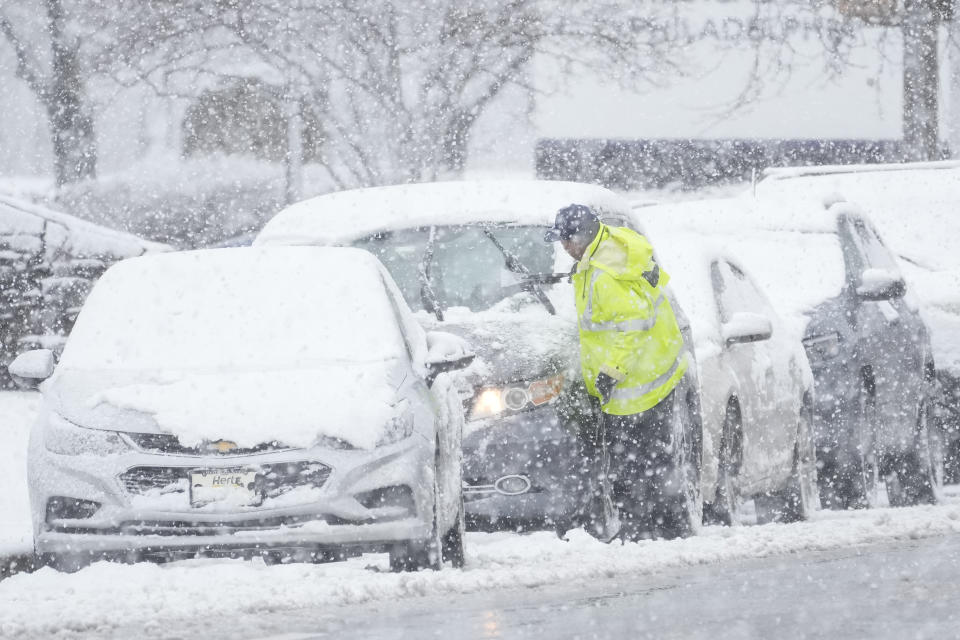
left=802, top=332, right=841, bottom=362
left=44, top=414, right=130, bottom=456
left=469, top=374, right=564, bottom=421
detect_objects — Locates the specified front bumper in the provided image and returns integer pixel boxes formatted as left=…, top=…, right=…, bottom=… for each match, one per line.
left=28, top=427, right=434, bottom=556
left=462, top=406, right=581, bottom=526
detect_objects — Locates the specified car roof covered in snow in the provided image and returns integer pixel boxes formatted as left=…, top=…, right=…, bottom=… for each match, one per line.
left=254, top=180, right=633, bottom=246
left=757, top=161, right=960, bottom=271
left=634, top=196, right=849, bottom=339
left=0, top=194, right=170, bottom=258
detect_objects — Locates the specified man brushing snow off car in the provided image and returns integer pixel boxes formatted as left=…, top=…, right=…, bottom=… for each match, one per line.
left=545, top=205, right=692, bottom=541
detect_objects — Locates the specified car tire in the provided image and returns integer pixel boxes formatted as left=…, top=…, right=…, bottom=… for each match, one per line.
left=389, top=487, right=443, bottom=572
left=756, top=402, right=818, bottom=524
left=703, top=400, right=741, bottom=527
left=886, top=401, right=938, bottom=507
left=944, top=438, right=960, bottom=485
left=390, top=442, right=463, bottom=572
left=441, top=496, right=466, bottom=569
left=652, top=386, right=702, bottom=540
left=818, top=388, right=877, bottom=510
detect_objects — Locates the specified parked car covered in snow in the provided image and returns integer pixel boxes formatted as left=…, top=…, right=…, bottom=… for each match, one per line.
left=628, top=222, right=818, bottom=524
left=636, top=195, right=937, bottom=509
left=0, top=194, right=169, bottom=388
left=12, top=246, right=470, bottom=571
left=255, top=181, right=704, bottom=535
left=757, top=161, right=960, bottom=482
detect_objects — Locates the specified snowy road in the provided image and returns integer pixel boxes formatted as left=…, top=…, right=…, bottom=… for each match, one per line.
left=199, top=535, right=960, bottom=640
left=4, top=502, right=960, bottom=639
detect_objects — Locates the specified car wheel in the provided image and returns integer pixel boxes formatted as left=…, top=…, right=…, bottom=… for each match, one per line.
left=441, top=496, right=466, bottom=569
left=390, top=442, right=460, bottom=572
left=886, top=401, right=938, bottom=507
left=756, top=402, right=817, bottom=524
left=944, top=438, right=960, bottom=485
left=818, top=388, right=877, bottom=510
left=703, top=400, right=741, bottom=527
left=389, top=483, right=443, bottom=572
left=652, top=386, right=702, bottom=540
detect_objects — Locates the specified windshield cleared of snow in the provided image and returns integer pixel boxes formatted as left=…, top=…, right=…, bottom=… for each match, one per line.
left=354, top=225, right=556, bottom=313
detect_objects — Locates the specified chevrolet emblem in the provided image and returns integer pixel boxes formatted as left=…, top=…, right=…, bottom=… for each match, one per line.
left=210, top=440, right=239, bottom=454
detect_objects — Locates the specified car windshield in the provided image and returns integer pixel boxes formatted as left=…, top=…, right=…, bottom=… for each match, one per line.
left=353, top=225, right=556, bottom=314
left=57, top=248, right=407, bottom=372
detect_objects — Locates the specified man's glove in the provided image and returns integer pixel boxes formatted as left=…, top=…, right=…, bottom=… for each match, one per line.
left=595, top=372, right=618, bottom=405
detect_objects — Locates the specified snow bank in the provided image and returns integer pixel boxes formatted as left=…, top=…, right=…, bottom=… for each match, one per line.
left=0, top=392, right=40, bottom=555
left=4, top=503, right=960, bottom=637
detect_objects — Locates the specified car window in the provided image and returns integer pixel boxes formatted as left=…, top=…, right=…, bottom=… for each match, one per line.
left=711, top=259, right=772, bottom=323
left=354, top=225, right=555, bottom=313
left=852, top=217, right=900, bottom=273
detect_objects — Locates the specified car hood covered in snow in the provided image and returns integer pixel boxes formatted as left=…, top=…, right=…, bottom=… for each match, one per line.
left=431, top=306, right=580, bottom=388
left=45, top=362, right=408, bottom=450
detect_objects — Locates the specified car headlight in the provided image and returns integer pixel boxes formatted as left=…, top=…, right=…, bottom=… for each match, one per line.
left=469, top=374, right=564, bottom=421
left=376, top=401, right=416, bottom=447
left=44, top=414, right=131, bottom=456
left=802, top=332, right=841, bottom=362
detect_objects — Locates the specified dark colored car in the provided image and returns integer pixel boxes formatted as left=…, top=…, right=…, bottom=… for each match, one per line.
left=637, top=195, right=938, bottom=509
left=255, top=180, right=704, bottom=534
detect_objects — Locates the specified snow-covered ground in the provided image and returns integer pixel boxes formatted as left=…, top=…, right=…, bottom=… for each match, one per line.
left=4, top=502, right=960, bottom=637
left=4, top=382, right=960, bottom=637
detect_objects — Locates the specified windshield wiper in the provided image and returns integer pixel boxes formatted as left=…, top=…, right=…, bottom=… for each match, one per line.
left=419, top=226, right=444, bottom=321
left=482, top=227, right=556, bottom=315
left=520, top=269, right=576, bottom=285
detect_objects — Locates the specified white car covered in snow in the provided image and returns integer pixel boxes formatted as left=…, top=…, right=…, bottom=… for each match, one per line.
left=11, top=246, right=472, bottom=571
left=630, top=221, right=818, bottom=524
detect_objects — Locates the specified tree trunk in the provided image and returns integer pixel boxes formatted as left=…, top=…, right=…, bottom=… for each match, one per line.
left=442, top=110, right=477, bottom=174
left=46, top=0, right=97, bottom=186
left=948, top=0, right=960, bottom=156
left=284, top=90, right=303, bottom=205
left=902, top=0, right=941, bottom=161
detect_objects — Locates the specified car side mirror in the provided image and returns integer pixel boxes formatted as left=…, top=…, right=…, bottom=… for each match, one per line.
left=721, top=312, right=773, bottom=346
left=856, top=268, right=905, bottom=301
left=424, top=331, right=475, bottom=386
left=8, top=349, right=55, bottom=389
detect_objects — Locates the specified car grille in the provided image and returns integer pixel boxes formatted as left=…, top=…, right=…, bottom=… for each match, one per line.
left=125, top=433, right=291, bottom=456
left=120, top=462, right=333, bottom=499
left=117, top=515, right=323, bottom=536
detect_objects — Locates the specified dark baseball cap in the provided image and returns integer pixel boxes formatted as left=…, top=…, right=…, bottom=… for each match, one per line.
left=544, top=204, right=600, bottom=242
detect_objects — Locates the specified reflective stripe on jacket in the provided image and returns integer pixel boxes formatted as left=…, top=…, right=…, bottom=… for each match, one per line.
left=573, top=224, right=687, bottom=415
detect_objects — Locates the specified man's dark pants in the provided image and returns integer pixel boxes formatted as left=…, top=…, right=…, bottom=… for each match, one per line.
left=573, top=389, right=692, bottom=541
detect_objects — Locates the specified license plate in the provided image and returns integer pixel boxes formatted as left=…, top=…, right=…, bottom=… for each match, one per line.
left=189, top=469, right=261, bottom=507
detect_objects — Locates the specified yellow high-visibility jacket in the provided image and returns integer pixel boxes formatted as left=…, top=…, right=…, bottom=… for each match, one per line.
left=573, top=224, right=687, bottom=415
